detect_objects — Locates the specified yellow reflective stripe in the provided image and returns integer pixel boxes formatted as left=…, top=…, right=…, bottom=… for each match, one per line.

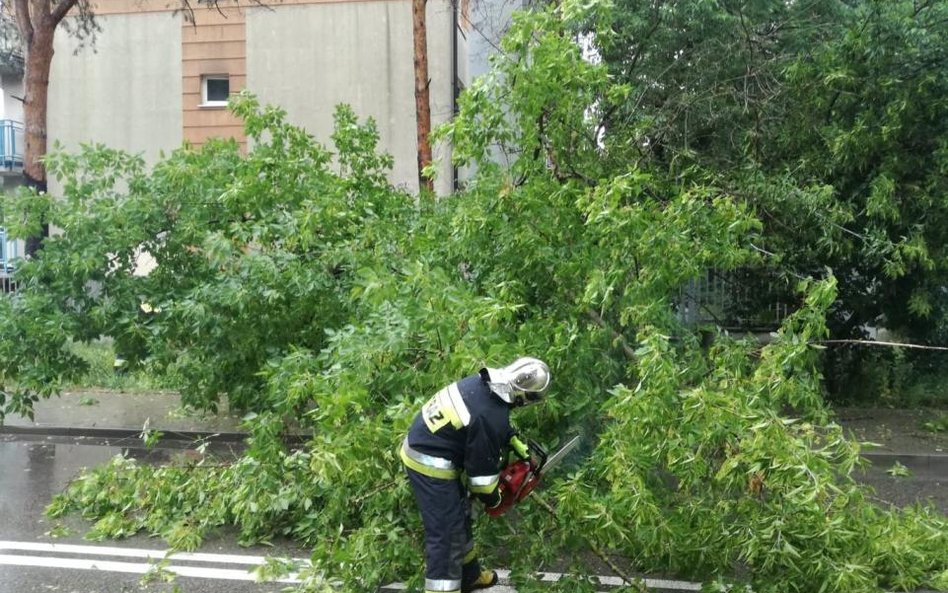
left=422, top=390, right=452, bottom=433
left=400, top=441, right=460, bottom=480
left=436, top=389, right=463, bottom=430
left=445, top=383, right=471, bottom=427
left=468, top=474, right=500, bottom=494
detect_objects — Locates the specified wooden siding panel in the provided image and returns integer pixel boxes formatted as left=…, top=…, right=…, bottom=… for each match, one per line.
left=181, top=6, right=247, bottom=146
left=90, top=0, right=401, bottom=16
left=185, top=126, right=247, bottom=144
left=182, top=58, right=246, bottom=78
left=189, top=7, right=248, bottom=26
left=182, top=23, right=246, bottom=42
left=182, top=40, right=246, bottom=61
left=182, top=108, right=244, bottom=127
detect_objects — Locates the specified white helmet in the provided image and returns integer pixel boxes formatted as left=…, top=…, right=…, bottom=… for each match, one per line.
left=482, top=357, right=551, bottom=406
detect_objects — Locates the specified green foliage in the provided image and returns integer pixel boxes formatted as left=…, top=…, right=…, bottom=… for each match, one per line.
left=1, top=94, right=414, bottom=418
left=825, top=346, right=948, bottom=406
left=923, top=413, right=948, bottom=434
left=66, top=338, right=171, bottom=392
left=776, top=0, right=948, bottom=343
left=886, top=462, right=911, bottom=478
left=2, top=3, right=944, bottom=593
left=595, top=0, right=948, bottom=354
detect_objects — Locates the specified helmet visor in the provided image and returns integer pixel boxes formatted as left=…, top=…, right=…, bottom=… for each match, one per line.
left=509, top=361, right=550, bottom=394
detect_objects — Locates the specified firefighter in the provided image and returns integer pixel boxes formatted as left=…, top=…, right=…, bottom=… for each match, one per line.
left=400, top=357, right=551, bottom=593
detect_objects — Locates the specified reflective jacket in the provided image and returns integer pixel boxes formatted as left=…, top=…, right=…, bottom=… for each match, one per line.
left=401, top=371, right=524, bottom=500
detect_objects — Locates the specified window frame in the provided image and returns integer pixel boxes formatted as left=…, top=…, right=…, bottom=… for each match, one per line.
left=200, top=74, right=231, bottom=108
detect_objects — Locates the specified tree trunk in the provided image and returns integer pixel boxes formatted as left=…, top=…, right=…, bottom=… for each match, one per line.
left=411, top=0, right=434, bottom=195
left=22, top=25, right=55, bottom=255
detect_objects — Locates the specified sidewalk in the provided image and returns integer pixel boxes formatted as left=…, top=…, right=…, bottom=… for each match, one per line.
left=1, top=390, right=246, bottom=441
left=3, top=391, right=947, bottom=469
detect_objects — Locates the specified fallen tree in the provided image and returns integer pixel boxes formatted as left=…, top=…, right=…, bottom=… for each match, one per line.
left=2, top=2, right=945, bottom=591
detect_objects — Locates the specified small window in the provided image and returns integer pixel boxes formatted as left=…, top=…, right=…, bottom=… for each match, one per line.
left=201, top=75, right=230, bottom=107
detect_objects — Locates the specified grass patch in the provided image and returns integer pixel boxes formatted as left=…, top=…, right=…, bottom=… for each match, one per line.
left=922, top=413, right=948, bottom=434
left=826, top=347, right=948, bottom=408
left=898, top=371, right=948, bottom=409
left=65, top=339, right=174, bottom=393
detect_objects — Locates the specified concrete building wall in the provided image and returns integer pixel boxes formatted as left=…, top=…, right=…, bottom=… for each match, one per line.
left=465, top=0, right=522, bottom=81
left=47, top=11, right=183, bottom=195
left=1, top=75, right=23, bottom=122
left=42, top=0, right=462, bottom=196
left=245, top=0, right=456, bottom=194
left=0, top=73, right=24, bottom=268
left=0, top=74, right=25, bottom=200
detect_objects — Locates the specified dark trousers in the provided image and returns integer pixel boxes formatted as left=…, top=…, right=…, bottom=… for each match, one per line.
left=406, top=467, right=482, bottom=592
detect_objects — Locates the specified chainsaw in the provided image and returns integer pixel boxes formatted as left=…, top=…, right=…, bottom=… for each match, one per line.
left=486, top=435, right=581, bottom=517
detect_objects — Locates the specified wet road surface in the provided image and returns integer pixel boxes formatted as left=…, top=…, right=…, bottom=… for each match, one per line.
left=1, top=434, right=944, bottom=593
left=0, top=436, right=300, bottom=593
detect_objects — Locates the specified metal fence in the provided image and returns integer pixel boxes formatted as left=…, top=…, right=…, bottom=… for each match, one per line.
left=677, top=268, right=794, bottom=331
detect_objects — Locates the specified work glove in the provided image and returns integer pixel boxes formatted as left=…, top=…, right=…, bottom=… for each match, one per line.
left=510, top=434, right=532, bottom=460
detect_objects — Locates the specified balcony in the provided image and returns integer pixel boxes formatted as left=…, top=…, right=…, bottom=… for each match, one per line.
left=0, top=119, right=23, bottom=174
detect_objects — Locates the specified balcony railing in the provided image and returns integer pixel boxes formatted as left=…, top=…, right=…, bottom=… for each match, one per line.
left=0, top=119, right=23, bottom=173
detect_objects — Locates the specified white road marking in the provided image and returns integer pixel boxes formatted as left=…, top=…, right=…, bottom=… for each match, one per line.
left=0, top=540, right=704, bottom=591
left=0, top=554, right=301, bottom=583
left=493, top=569, right=702, bottom=591
left=0, top=540, right=309, bottom=566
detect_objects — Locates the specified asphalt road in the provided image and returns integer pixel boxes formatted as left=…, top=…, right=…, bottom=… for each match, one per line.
left=0, top=437, right=304, bottom=593
left=1, top=434, right=944, bottom=593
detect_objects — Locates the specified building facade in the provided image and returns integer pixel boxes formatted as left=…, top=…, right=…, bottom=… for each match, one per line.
left=0, top=8, right=23, bottom=282
left=45, top=0, right=470, bottom=197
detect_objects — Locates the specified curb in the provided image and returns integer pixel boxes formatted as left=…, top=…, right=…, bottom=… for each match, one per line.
left=0, top=424, right=248, bottom=443
left=2, top=426, right=946, bottom=474
left=0, top=424, right=312, bottom=448
left=860, top=452, right=948, bottom=474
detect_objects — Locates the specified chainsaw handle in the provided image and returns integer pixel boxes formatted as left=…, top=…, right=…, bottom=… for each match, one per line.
left=526, top=438, right=548, bottom=472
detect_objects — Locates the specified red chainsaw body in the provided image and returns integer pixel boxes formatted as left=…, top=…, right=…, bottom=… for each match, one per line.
left=483, top=436, right=581, bottom=518
left=485, top=459, right=540, bottom=517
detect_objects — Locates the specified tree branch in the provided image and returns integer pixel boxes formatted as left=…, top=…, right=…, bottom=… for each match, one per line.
left=814, top=339, right=948, bottom=352
left=534, top=494, right=648, bottom=593
left=49, top=0, right=79, bottom=26
left=13, top=0, right=33, bottom=44
left=28, top=0, right=48, bottom=24
left=585, top=307, right=637, bottom=361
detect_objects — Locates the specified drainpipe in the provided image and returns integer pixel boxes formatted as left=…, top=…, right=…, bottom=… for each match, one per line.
left=451, top=0, right=459, bottom=192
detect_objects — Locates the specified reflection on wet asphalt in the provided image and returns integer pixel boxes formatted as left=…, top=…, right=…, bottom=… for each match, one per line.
left=0, top=436, right=944, bottom=593
left=1, top=440, right=118, bottom=533
left=0, top=437, right=287, bottom=593
left=0, top=437, right=240, bottom=540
